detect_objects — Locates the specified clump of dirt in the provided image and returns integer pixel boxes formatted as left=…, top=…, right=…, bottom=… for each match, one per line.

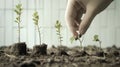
left=0, top=44, right=120, bottom=67
left=32, top=43, right=47, bottom=56
left=5, top=42, right=27, bottom=56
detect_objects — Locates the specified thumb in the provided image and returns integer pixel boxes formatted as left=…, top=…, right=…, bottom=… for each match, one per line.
left=79, top=9, right=97, bottom=35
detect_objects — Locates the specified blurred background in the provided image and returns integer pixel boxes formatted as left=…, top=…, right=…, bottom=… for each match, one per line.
left=0, top=0, right=120, bottom=48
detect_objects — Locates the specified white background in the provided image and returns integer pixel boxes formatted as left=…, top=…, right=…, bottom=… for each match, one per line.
left=0, top=0, right=120, bottom=48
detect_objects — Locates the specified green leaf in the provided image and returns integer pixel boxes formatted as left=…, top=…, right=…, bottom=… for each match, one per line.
left=55, top=25, right=58, bottom=28
left=56, top=29, right=60, bottom=32
left=34, top=22, right=38, bottom=25
left=16, top=4, right=22, bottom=9
left=93, top=35, right=99, bottom=41
left=60, top=37, right=63, bottom=38
left=15, top=20, right=18, bottom=23
left=14, top=9, right=19, bottom=14
left=59, top=37, right=62, bottom=39
left=16, top=16, right=20, bottom=22
left=15, top=4, right=23, bottom=15
left=70, top=36, right=75, bottom=44
left=33, top=11, right=38, bottom=17
left=33, top=18, right=37, bottom=22
left=33, top=11, right=39, bottom=26
left=14, top=3, right=23, bottom=24
left=55, top=20, right=62, bottom=29
left=19, top=8, right=23, bottom=11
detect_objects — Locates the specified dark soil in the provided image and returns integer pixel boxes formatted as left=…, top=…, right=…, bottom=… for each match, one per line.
left=5, top=42, right=27, bottom=56
left=0, top=44, right=120, bottom=67
left=31, top=43, right=47, bottom=56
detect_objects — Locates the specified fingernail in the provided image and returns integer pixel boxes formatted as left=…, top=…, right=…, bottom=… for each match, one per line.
left=79, top=34, right=82, bottom=38
left=75, top=37, right=78, bottom=40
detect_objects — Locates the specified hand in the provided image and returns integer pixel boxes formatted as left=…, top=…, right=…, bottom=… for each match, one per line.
left=65, top=0, right=113, bottom=39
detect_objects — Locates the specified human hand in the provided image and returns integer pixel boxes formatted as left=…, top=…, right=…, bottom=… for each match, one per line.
left=65, top=0, right=113, bottom=39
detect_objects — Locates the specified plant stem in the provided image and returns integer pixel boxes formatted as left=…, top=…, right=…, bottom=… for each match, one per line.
left=18, top=23, right=20, bottom=43
left=37, top=25, right=41, bottom=45
left=18, top=14, right=21, bottom=43
left=99, top=41, right=101, bottom=49
left=59, top=29, right=62, bottom=46
left=78, top=38, right=82, bottom=49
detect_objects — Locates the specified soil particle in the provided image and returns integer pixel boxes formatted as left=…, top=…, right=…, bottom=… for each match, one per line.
left=19, top=61, right=36, bottom=67
left=0, top=50, right=4, bottom=55
left=96, top=51, right=105, bottom=57
left=67, top=50, right=88, bottom=57
left=48, top=46, right=69, bottom=56
left=32, top=43, right=47, bottom=56
left=57, top=50, right=69, bottom=56
left=113, top=51, right=119, bottom=57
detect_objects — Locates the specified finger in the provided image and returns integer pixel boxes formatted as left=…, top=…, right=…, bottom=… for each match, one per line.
left=79, top=9, right=96, bottom=35
left=65, top=0, right=85, bottom=39
left=75, top=2, right=86, bottom=26
left=66, top=18, right=79, bottom=38
left=75, top=6, right=85, bottom=38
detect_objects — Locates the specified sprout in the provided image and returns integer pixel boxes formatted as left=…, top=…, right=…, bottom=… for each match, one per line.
left=33, top=11, right=41, bottom=45
left=93, top=35, right=102, bottom=49
left=14, top=3, right=23, bottom=43
left=70, top=36, right=75, bottom=44
left=70, top=36, right=84, bottom=49
left=55, top=20, right=63, bottom=45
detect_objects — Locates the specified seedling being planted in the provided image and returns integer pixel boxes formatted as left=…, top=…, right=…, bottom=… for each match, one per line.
left=93, top=35, right=102, bottom=49
left=70, top=35, right=84, bottom=49
left=55, top=20, right=63, bottom=45
left=32, top=11, right=41, bottom=45
left=14, top=3, right=23, bottom=43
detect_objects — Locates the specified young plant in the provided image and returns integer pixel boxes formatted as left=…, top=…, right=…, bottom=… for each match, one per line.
left=70, top=36, right=84, bottom=49
left=93, top=35, right=102, bottom=49
left=55, top=20, right=63, bottom=45
left=14, top=3, right=23, bottom=43
left=33, top=11, right=41, bottom=45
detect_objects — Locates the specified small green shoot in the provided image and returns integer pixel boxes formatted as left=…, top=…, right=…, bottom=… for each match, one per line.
left=93, top=35, right=102, bottom=49
left=70, top=36, right=84, bottom=49
left=70, top=36, right=75, bottom=44
left=14, top=3, right=23, bottom=43
left=33, top=11, right=41, bottom=45
left=55, top=20, right=63, bottom=45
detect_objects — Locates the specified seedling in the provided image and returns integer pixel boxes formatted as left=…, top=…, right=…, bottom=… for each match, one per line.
left=70, top=35, right=84, bottom=49
left=55, top=20, right=63, bottom=45
left=14, top=3, right=23, bottom=43
left=33, top=11, right=41, bottom=45
left=93, top=35, right=102, bottom=49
